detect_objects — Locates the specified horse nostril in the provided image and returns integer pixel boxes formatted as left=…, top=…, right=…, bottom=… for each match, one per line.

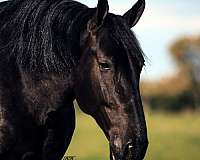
left=125, top=140, right=134, bottom=150
left=122, top=140, right=134, bottom=160
left=127, top=140, right=133, bottom=145
left=123, top=138, right=148, bottom=160
left=128, top=143, right=134, bottom=149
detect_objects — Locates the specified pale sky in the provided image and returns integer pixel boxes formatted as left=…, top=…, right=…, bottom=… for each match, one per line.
left=1, top=0, right=200, bottom=80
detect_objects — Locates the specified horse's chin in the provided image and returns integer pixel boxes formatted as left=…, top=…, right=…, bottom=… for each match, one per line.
left=110, top=151, right=139, bottom=160
left=110, top=151, right=132, bottom=160
left=110, top=145, right=133, bottom=160
left=110, top=143, right=145, bottom=160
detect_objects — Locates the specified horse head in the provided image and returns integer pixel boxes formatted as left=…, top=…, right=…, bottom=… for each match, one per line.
left=74, top=0, right=148, bottom=159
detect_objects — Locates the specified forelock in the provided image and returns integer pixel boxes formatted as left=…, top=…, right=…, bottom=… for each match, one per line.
left=99, top=14, right=145, bottom=77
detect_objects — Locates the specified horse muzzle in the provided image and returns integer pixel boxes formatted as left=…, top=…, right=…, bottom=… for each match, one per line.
left=110, top=137, right=148, bottom=160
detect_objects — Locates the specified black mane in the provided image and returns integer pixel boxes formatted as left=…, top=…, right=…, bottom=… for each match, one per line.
left=0, top=0, right=95, bottom=72
left=0, top=0, right=145, bottom=73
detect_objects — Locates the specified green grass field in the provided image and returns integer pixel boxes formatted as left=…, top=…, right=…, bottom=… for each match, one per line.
left=65, top=109, right=200, bottom=160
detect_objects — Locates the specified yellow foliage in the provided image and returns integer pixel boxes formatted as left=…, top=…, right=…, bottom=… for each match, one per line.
left=140, top=71, right=191, bottom=97
left=169, top=35, right=200, bottom=64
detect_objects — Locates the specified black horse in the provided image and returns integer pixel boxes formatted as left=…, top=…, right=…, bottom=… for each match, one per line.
left=0, top=0, right=148, bottom=159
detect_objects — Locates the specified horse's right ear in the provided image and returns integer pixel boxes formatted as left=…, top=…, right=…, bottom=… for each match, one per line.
left=123, top=0, right=145, bottom=28
left=88, top=0, right=109, bottom=34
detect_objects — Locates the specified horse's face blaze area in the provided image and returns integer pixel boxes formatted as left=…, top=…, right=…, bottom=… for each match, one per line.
left=74, top=0, right=148, bottom=160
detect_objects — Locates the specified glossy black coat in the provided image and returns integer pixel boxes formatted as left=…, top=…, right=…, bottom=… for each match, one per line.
left=0, top=0, right=148, bottom=159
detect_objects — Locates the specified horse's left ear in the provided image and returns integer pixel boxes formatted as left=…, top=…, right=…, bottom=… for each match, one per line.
left=123, top=0, right=145, bottom=28
left=88, top=0, right=109, bottom=34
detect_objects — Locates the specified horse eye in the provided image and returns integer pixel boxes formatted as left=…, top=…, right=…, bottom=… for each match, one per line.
left=99, top=62, right=111, bottom=71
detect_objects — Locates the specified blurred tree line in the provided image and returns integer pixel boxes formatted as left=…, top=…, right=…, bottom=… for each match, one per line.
left=141, top=36, right=200, bottom=111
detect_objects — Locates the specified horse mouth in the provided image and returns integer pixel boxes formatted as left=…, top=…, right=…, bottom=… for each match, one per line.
left=110, top=141, right=134, bottom=160
left=110, top=140, right=148, bottom=160
left=110, top=150, right=133, bottom=160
